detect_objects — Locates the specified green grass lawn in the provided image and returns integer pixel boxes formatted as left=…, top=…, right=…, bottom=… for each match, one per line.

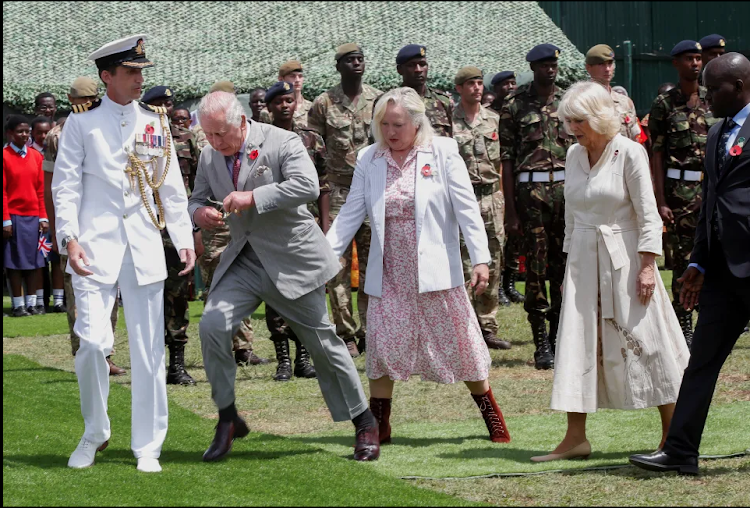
left=3, top=267, right=749, bottom=506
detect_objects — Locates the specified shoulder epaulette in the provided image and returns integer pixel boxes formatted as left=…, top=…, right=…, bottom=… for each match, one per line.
left=139, top=102, right=168, bottom=115
left=71, top=99, right=101, bottom=114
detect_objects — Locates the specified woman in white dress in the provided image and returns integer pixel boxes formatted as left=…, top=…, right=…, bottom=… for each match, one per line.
left=531, top=82, right=690, bottom=462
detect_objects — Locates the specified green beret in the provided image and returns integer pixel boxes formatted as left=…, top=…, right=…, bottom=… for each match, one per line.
left=454, top=66, right=483, bottom=85
left=335, top=43, right=363, bottom=61
left=586, top=44, right=615, bottom=65
left=279, top=60, right=303, bottom=77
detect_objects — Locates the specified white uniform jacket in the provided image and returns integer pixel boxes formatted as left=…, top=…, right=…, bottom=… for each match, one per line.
left=326, top=136, right=491, bottom=298
left=52, top=94, right=193, bottom=286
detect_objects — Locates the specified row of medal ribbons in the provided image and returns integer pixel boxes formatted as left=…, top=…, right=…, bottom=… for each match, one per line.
left=135, top=133, right=165, bottom=157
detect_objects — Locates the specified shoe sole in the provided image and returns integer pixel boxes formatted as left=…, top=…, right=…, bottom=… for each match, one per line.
left=629, top=457, right=699, bottom=475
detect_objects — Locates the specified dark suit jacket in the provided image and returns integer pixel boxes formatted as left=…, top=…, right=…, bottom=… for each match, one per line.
left=690, top=114, right=750, bottom=278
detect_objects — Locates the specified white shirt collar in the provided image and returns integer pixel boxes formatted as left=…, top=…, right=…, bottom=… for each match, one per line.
left=101, top=92, right=136, bottom=116
left=730, top=102, right=750, bottom=128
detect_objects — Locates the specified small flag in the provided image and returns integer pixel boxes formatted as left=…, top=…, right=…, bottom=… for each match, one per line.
left=38, top=232, right=52, bottom=258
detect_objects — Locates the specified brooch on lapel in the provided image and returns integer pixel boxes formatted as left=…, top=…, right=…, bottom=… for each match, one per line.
left=491, top=132, right=498, bottom=140
left=249, top=149, right=259, bottom=161
left=610, top=149, right=620, bottom=164
left=421, top=164, right=433, bottom=177
left=730, top=137, right=745, bottom=157
left=254, top=165, right=271, bottom=178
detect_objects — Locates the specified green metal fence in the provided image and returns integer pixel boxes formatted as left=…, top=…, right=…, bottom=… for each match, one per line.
left=538, top=1, right=750, bottom=115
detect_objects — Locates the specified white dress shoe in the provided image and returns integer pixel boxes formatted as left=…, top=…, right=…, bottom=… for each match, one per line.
left=530, top=440, right=592, bottom=462
left=137, top=457, right=162, bottom=473
left=68, top=438, right=109, bottom=468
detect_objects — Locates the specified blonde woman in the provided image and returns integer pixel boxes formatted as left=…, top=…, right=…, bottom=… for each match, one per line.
left=531, top=81, right=689, bottom=462
left=326, top=87, right=511, bottom=445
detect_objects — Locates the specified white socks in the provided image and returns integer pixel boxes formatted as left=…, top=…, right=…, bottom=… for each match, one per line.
left=53, top=289, right=64, bottom=306
left=25, top=294, right=37, bottom=308
left=12, top=296, right=24, bottom=309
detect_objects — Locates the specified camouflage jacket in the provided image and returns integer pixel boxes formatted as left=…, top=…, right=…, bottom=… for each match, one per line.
left=171, top=123, right=200, bottom=193
left=42, top=120, right=65, bottom=173
left=452, top=103, right=501, bottom=185
left=258, top=97, right=314, bottom=127
left=191, top=124, right=209, bottom=150
left=423, top=86, right=454, bottom=137
left=498, top=82, right=572, bottom=175
left=648, top=85, right=720, bottom=173
left=611, top=89, right=641, bottom=141
left=292, top=122, right=328, bottom=192
left=307, top=83, right=383, bottom=184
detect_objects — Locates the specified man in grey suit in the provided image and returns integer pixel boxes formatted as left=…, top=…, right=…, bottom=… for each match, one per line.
left=189, top=91, right=379, bottom=462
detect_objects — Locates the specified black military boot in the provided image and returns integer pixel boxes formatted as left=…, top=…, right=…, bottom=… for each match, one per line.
left=497, top=273, right=511, bottom=307
left=273, top=338, right=293, bottom=382
left=503, top=267, right=525, bottom=303
left=678, top=314, right=693, bottom=351
left=166, top=343, right=196, bottom=385
left=547, top=312, right=560, bottom=357
left=531, top=317, right=554, bottom=370
left=292, top=339, right=317, bottom=378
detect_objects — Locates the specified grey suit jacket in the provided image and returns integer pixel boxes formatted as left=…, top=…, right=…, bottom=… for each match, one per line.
left=188, top=120, right=341, bottom=300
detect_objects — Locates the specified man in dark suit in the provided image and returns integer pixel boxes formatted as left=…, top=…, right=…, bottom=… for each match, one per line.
left=630, top=52, right=750, bottom=476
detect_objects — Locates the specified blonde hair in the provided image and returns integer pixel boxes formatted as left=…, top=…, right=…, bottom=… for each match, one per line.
left=558, top=81, right=621, bottom=139
left=370, top=87, right=434, bottom=148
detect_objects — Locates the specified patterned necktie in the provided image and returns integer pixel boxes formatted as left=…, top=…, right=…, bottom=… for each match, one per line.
left=232, top=151, right=241, bottom=189
left=716, top=118, right=736, bottom=179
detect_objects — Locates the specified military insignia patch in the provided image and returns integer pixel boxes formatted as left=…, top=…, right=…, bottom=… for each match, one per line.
left=420, top=47, right=426, bottom=57
left=283, top=82, right=290, bottom=91
left=555, top=50, right=560, bottom=58
left=165, top=88, right=172, bottom=97
left=719, top=39, right=725, bottom=47
left=696, top=42, right=702, bottom=50
left=135, top=38, right=145, bottom=55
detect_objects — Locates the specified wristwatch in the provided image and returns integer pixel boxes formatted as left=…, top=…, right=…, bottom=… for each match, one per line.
left=61, top=235, right=78, bottom=248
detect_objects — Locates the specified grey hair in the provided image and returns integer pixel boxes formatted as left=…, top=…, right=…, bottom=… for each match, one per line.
left=371, top=87, right=435, bottom=148
left=559, top=81, right=621, bottom=139
left=197, top=91, right=244, bottom=126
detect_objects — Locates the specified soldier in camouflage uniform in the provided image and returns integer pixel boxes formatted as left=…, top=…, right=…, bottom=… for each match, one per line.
left=452, top=66, right=512, bottom=351
left=499, top=44, right=574, bottom=370
left=308, top=43, right=383, bottom=357
left=42, top=77, right=125, bottom=375
left=257, top=60, right=314, bottom=127
left=649, top=40, right=720, bottom=349
left=489, top=71, right=525, bottom=306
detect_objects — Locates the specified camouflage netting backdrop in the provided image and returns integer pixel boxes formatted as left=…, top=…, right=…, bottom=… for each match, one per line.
left=3, top=0, right=586, bottom=113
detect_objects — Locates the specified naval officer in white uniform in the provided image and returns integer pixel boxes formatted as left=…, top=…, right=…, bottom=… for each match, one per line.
left=52, top=34, right=195, bottom=473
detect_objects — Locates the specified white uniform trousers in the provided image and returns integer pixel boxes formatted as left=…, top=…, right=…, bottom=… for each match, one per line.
left=72, top=245, right=167, bottom=459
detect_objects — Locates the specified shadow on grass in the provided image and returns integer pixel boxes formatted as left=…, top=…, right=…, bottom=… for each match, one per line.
left=491, top=358, right=531, bottom=368
left=292, top=434, right=493, bottom=448
left=437, top=447, right=643, bottom=464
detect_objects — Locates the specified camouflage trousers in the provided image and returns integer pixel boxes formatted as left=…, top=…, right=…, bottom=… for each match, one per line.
left=199, top=224, right=255, bottom=351
left=163, top=236, right=190, bottom=346
left=266, top=305, right=298, bottom=342
left=61, top=254, right=118, bottom=356
left=327, top=182, right=369, bottom=341
left=515, top=182, right=566, bottom=323
left=503, top=233, right=523, bottom=273
left=665, top=179, right=702, bottom=318
left=461, top=190, right=505, bottom=334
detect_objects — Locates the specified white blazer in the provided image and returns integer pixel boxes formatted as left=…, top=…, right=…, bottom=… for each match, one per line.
left=326, top=136, right=491, bottom=298
left=52, top=94, right=194, bottom=286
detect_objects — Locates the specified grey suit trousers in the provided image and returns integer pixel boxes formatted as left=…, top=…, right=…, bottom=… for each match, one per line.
left=199, top=243, right=368, bottom=422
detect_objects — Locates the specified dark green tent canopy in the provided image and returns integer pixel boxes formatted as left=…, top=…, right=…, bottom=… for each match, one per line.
left=3, top=0, right=586, bottom=112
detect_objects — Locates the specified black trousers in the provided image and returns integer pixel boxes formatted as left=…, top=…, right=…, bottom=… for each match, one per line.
left=663, top=239, right=750, bottom=459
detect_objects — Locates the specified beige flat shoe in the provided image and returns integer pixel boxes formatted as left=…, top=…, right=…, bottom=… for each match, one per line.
left=530, top=440, right=592, bottom=462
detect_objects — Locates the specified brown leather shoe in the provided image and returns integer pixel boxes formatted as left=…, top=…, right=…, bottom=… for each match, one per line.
left=235, top=349, right=271, bottom=366
left=107, top=357, right=126, bottom=376
left=482, top=330, right=512, bottom=350
left=344, top=339, right=360, bottom=358
left=203, top=416, right=250, bottom=462
left=353, top=426, right=380, bottom=461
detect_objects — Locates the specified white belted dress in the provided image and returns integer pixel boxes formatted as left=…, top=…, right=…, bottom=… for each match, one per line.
left=551, top=134, right=689, bottom=413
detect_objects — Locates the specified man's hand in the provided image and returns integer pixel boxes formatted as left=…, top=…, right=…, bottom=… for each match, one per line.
left=194, top=206, right=225, bottom=230
left=223, top=191, right=255, bottom=216
left=677, top=266, right=704, bottom=311
left=40, top=222, right=49, bottom=234
left=66, top=240, right=94, bottom=276
left=193, top=231, right=204, bottom=259
left=506, top=213, right=523, bottom=236
left=178, top=249, right=196, bottom=276
left=3, top=225, right=11, bottom=239
left=658, top=204, right=674, bottom=224
left=471, top=263, right=490, bottom=296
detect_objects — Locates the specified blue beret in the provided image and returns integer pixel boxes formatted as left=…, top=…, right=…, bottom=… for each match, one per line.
left=396, top=44, right=426, bottom=65
left=491, top=71, right=516, bottom=85
left=526, top=44, right=561, bottom=63
left=142, top=85, right=174, bottom=104
left=671, top=40, right=702, bottom=57
left=265, top=80, right=294, bottom=104
left=698, top=34, right=726, bottom=50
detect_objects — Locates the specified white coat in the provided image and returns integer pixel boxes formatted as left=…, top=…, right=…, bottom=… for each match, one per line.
left=551, top=135, right=690, bottom=413
left=326, top=136, right=491, bottom=298
left=52, top=94, right=194, bottom=286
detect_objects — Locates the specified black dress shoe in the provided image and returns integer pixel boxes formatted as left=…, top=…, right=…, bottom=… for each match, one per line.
left=27, top=306, right=42, bottom=316
left=629, top=450, right=698, bottom=475
left=353, top=426, right=380, bottom=462
left=202, top=417, right=250, bottom=462
left=53, top=303, right=67, bottom=313
left=12, top=307, right=31, bottom=318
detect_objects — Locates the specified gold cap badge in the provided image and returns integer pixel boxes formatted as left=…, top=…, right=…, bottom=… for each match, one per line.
left=420, top=47, right=425, bottom=57
left=283, top=82, right=290, bottom=90
left=134, top=39, right=145, bottom=55
left=555, top=50, right=560, bottom=58
left=165, top=88, right=172, bottom=97
left=719, top=39, right=725, bottom=47
left=696, top=42, right=702, bottom=50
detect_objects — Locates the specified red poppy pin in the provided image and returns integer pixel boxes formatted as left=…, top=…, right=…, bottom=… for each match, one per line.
left=144, top=124, right=155, bottom=134
left=491, top=132, right=498, bottom=141
left=729, top=145, right=742, bottom=156
left=421, top=164, right=432, bottom=177
left=624, top=115, right=631, bottom=123
left=249, top=149, right=259, bottom=161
